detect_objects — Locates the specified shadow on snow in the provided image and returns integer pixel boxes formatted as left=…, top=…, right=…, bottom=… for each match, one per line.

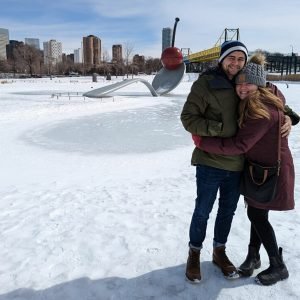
left=0, top=263, right=256, bottom=300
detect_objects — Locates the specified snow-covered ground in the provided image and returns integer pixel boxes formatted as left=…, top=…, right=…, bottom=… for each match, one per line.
left=0, top=75, right=299, bottom=300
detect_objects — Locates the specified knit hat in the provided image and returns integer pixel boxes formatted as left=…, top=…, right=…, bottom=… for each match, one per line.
left=235, top=53, right=267, bottom=87
left=218, top=40, right=248, bottom=63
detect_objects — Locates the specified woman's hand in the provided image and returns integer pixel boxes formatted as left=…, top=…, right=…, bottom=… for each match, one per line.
left=281, top=115, right=292, bottom=137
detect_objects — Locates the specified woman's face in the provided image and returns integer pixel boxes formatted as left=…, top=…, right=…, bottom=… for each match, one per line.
left=236, top=83, right=258, bottom=100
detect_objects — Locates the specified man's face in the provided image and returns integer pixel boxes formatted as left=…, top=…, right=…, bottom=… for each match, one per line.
left=221, top=51, right=246, bottom=79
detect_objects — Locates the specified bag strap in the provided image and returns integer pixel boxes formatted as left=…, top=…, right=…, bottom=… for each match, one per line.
left=249, top=165, right=268, bottom=185
left=276, top=109, right=281, bottom=176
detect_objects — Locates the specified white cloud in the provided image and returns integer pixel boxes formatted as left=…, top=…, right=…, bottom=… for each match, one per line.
left=1, top=0, right=299, bottom=57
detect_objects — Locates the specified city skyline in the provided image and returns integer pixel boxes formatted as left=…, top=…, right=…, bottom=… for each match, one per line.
left=1, top=0, right=299, bottom=58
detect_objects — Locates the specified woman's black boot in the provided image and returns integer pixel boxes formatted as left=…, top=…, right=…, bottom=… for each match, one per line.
left=238, top=246, right=261, bottom=277
left=255, top=247, right=289, bottom=286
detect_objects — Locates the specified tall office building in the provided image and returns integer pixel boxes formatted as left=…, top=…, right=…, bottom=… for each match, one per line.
left=74, top=48, right=82, bottom=63
left=0, top=28, right=9, bottom=59
left=6, top=40, right=24, bottom=60
left=112, top=44, right=122, bottom=63
left=162, top=27, right=172, bottom=52
left=82, top=35, right=101, bottom=66
left=25, top=38, right=40, bottom=50
left=133, top=54, right=145, bottom=65
left=62, top=53, right=74, bottom=63
left=43, top=39, right=62, bottom=64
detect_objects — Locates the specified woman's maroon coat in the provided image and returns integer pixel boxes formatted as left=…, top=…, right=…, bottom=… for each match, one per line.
left=201, top=102, right=295, bottom=211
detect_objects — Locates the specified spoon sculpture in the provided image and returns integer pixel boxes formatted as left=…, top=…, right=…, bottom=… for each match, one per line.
left=83, top=17, right=185, bottom=98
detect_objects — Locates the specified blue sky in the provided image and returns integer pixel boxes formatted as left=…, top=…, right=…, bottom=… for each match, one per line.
left=1, top=0, right=299, bottom=58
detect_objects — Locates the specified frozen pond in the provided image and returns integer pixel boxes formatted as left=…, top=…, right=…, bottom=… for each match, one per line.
left=23, top=99, right=191, bottom=154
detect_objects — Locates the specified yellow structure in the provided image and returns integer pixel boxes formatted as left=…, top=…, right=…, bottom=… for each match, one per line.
left=185, top=46, right=221, bottom=63
left=183, top=28, right=240, bottom=64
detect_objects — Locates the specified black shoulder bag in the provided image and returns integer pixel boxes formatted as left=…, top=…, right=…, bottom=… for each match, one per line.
left=239, top=110, right=281, bottom=203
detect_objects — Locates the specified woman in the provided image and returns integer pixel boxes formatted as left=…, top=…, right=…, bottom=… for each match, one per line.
left=192, top=53, right=295, bottom=286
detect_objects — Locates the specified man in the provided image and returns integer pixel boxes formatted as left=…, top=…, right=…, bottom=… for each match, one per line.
left=180, top=40, right=298, bottom=283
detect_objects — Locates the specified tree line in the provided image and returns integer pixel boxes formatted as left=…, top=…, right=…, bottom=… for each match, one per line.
left=0, top=44, right=162, bottom=77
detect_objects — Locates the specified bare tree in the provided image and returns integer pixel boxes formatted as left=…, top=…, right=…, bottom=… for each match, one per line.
left=112, top=61, right=125, bottom=77
left=123, top=42, right=134, bottom=78
left=57, top=56, right=75, bottom=75
left=145, top=57, right=161, bottom=74
left=73, top=63, right=85, bottom=75
left=102, top=48, right=110, bottom=63
left=13, top=44, right=42, bottom=76
left=7, top=52, right=18, bottom=76
left=0, top=59, right=10, bottom=73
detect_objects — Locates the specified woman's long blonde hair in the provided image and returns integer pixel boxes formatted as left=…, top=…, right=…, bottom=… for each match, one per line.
left=237, top=52, right=284, bottom=127
left=238, top=87, right=284, bottom=127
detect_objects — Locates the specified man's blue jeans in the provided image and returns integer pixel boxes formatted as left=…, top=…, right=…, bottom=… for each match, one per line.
left=189, top=164, right=241, bottom=249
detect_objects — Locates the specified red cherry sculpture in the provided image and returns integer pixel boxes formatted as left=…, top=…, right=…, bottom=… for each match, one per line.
left=161, top=47, right=183, bottom=70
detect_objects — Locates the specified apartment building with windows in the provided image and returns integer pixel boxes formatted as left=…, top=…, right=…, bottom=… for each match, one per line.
left=43, top=39, right=62, bottom=64
left=112, top=44, right=122, bottom=63
left=82, top=35, right=101, bottom=66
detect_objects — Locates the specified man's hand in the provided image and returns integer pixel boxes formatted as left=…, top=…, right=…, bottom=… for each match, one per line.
left=281, top=115, right=292, bottom=137
left=192, top=134, right=202, bottom=148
